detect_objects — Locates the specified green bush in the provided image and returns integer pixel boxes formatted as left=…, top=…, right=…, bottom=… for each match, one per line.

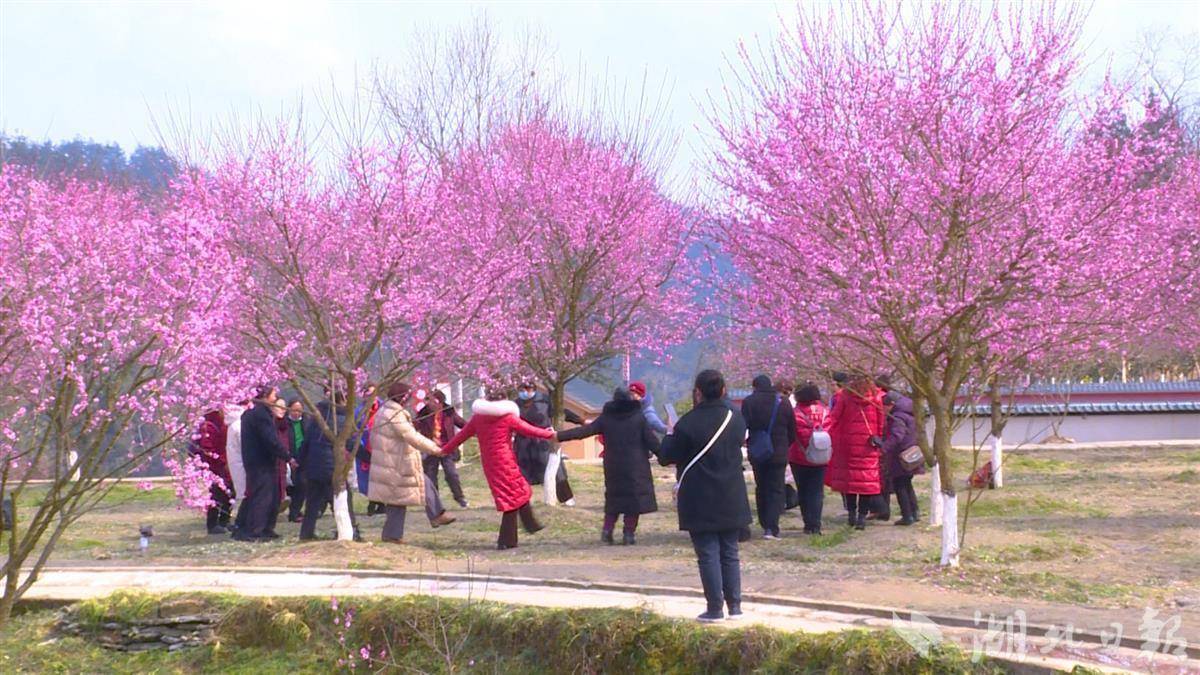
left=46, top=593, right=1005, bottom=674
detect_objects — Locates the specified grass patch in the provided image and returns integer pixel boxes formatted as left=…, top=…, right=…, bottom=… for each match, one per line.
left=807, top=526, right=854, bottom=549
left=936, top=569, right=1140, bottom=606
left=1002, top=455, right=1074, bottom=472
left=1169, top=469, right=1200, bottom=484
left=16, top=592, right=1004, bottom=674
left=965, top=540, right=1091, bottom=565
left=965, top=495, right=1108, bottom=518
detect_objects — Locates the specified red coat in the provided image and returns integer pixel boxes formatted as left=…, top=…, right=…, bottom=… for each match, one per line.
left=788, top=400, right=831, bottom=466
left=443, top=399, right=555, bottom=512
left=824, top=389, right=885, bottom=495
left=195, top=411, right=231, bottom=485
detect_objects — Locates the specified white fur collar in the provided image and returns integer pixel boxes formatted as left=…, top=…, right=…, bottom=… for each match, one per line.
left=472, top=399, right=519, bottom=417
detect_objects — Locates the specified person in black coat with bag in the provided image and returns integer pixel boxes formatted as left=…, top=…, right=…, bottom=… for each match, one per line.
left=297, top=397, right=352, bottom=540
left=740, top=374, right=797, bottom=540
left=557, top=387, right=661, bottom=545
left=659, top=370, right=752, bottom=623
left=882, top=390, right=923, bottom=526
left=233, top=386, right=292, bottom=542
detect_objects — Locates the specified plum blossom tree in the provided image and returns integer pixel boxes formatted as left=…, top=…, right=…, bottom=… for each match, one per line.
left=459, top=116, right=699, bottom=425
left=710, top=1, right=1184, bottom=564
left=0, top=167, right=266, bottom=625
left=180, top=119, right=520, bottom=540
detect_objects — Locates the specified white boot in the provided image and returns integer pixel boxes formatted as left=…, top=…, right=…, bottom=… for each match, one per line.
left=544, top=450, right=561, bottom=505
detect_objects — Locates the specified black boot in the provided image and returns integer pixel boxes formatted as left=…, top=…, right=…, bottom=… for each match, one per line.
left=517, top=503, right=544, bottom=534
left=622, top=532, right=636, bottom=546
left=497, top=511, right=518, bottom=550
left=601, top=529, right=614, bottom=545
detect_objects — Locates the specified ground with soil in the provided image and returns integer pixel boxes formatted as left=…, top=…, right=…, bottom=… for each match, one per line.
left=11, top=443, right=1200, bottom=644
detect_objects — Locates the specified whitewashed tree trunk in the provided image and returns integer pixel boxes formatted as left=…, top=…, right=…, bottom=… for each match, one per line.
left=929, top=463, right=943, bottom=527
left=990, top=436, right=1003, bottom=488
left=332, top=486, right=355, bottom=541
left=940, top=493, right=960, bottom=567
left=68, top=450, right=79, bottom=481
left=543, top=450, right=561, bottom=505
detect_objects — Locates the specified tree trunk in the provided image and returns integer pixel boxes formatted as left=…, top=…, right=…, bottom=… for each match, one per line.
left=929, top=462, right=943, bottom=527
left=331, top=488, right=354, bottom=542
left=329, top=402, right=357, bottom=542
left=929, top=396, right=959, bottom=566
left=548, top=379, right=567, bottom=429
left=988, top=381, right=1004, bottom=489
left=0, top=502, right=20, bottom=628
left=0, top=571, right=18, bottom=629
left=940, top=493, right=960, bottom=567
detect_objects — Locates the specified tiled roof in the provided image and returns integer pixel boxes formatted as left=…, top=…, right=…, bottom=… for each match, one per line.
left=1016, top=381, right=1200, bottom=394
left=961, top=401, right=1200, bottom=416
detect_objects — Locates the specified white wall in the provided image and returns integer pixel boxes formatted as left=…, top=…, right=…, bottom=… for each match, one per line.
left=938, top=413, right=1200, bottom=446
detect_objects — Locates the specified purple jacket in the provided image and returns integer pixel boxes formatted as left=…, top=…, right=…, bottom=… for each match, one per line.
left=882, top=394, right=924, bottom=479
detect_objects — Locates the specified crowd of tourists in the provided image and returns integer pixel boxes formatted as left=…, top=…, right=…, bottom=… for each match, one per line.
left=189, top=367, right=925, bottom=622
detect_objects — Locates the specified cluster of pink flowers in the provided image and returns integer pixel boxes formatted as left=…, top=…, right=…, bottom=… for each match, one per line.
left=710, top=1, right=1197, bottom=392
left=163, top=453, right=223, bottom=511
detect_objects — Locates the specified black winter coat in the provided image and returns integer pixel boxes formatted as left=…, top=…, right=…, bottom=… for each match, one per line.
left=297, top=401, right=350, bottom=483
left=514, top=392, right=583, bottom=484
left=557, top=395, right=661, bottom=515
left=658, top=399, right=752, bottom=533
left=740, top=378, right=797, bottom=466
left=240, top=402, right=290, bottom=470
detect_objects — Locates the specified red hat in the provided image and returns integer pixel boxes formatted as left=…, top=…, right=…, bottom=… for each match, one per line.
left=629, top=381, right=647, bottom=397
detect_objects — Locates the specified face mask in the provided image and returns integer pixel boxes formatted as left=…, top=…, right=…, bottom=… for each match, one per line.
left=518, top=391, right=534, bottom=400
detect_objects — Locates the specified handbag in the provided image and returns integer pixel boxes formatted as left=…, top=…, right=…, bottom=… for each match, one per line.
left=674, top=409, right=733, bottom=503
left=784, top=483, right=800, bottom=510
left=747, top=396, right=781, bottom=464
left=555, top=450, right=574, bottom=502
left=860, top=408, right=884, bottom=451
left=899, top=445, right=924, bottom=473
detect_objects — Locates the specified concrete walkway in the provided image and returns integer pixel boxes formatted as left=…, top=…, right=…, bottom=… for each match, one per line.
left=23, top=566, right=1199, bottom=674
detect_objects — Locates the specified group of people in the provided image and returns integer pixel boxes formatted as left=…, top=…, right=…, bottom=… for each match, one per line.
left=741, top=371, right=925, bottom=542
left=188, top=367, right=925, bottom=622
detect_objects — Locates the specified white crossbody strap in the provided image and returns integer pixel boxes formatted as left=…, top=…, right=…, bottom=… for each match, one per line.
left=675, top=409, right=733, bottom=495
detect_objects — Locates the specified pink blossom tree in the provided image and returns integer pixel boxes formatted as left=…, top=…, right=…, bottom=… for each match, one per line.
left=458, top=116, right=699, bottom=425
left=180, top=119, right=520, bottom=539
left=710, top=2, right=1184, bottom=564
left=0, top=168, right=265, bottom=624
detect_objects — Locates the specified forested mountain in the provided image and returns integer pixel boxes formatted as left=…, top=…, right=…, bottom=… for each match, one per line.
left=0, top=136, right=177, bottom=192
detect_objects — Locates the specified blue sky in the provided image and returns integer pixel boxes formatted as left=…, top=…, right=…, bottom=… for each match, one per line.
left=2, top=1, right=1198, bottom=185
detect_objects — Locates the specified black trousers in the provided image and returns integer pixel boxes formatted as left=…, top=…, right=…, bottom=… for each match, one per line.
left=689, top=529, right=742, bottom=614
left=206, top=484, right=232, bottom=530
left=891, top=475, right=919, bottom=521
left=300, top=477, right=332, bottom=540
left=287, top=467, right=306, bottom=521
left=789, top=464, right=825, bottom=532
left=239, top=466, right=280, bottom=539
left=844, top=493, right=880, bottom=521
left=498, top=502, right=541, bottom=548
left=300, top=478, right=361, bottom=540
left=423, top=454, right=465, bottom=502
left=750, top=460, right=786, bottom=535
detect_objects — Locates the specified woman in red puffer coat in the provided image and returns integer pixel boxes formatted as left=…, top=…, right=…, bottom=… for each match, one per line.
left=825, top=373, right=885, bottom=530
left=442, top=389, right=556, bottom=550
